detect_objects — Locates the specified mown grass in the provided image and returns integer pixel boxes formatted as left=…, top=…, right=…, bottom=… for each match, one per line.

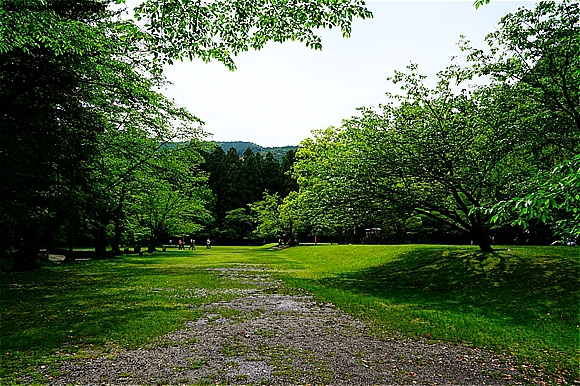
left=1, top=244, right=578, bottom=384
left=0, top=249, right=263, bottom=384
left=274, top=245, right=579, bottom=382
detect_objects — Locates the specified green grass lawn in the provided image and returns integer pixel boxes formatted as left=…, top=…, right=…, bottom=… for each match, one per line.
left=1, top=244, right=578, bottom=384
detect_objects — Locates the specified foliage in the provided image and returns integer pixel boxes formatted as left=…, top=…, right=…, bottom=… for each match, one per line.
left=249, top=191, right=309, bottom=244
left=249, top=192, right=284, bottom=241
left=473, top=0, right=490, bottom=10
left=466, top=1, right=580, bottom=239
left=490, top=154, right=580, bottom=241
left=125, top=143, right=213, bottom=251
left=214, top=141, right=298, bottom=160
left=295, top=1, right=580, bottom=250
left=203, top=147, right=299, bottom=242
left=278, top=191, right=309, bottom=243
left=0, top=0, right=371, bottom=268
left=295, top=64, right=528, bottom=251
left=465, top=0, right=580, bottom=154
left=134, top=0, right=373, bottom=69
left=223, top=208, right=254, bottom=241
left=0, top=0, right=160, bottom=267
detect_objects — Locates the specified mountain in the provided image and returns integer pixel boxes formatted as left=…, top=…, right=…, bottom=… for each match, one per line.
left=213, top=141, right=298, bottom=160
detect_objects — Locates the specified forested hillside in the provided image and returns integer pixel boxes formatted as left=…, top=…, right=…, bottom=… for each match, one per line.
left=213, top=142, right=297, bottom=160
left=200, top=146, right=298, bottom=244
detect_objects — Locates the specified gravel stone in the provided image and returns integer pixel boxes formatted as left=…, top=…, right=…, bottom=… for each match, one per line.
left=40, top=267, right=538, bottom=385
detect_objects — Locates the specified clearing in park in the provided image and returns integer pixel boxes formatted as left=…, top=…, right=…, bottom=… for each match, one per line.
left=1, top=244, right=578, bottom=384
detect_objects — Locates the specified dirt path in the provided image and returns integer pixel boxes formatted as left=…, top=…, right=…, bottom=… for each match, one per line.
left=44, top=267, right=534, bottom=385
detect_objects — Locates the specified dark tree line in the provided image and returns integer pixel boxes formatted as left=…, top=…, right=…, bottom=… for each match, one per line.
left=0, top=0, right=208, bottom=269
left=200, top=146, right=298, bottom=243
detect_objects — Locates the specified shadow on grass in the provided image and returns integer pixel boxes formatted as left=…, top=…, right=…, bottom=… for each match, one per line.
left=317, top=248, right=579, bottom=327
left=0, top=258, right=250, bottom=378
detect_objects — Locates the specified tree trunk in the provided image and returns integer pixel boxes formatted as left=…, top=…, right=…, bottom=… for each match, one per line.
left=111, top=216, right=122, bottom=255
left=287, top=220, right=295, bottom=246
left=11, top=251, right=39, bottom=271
left=477, top=237, right=493, bottom=252
left=11, top=235, right=40, bottom=271
left=61, top=243, right=75, bottom=264
left=472, top=226, right=493, bottom=252
left=111, top=196, right=124, bottom=255
left=148, top=236, right=157, bottom=253
left=94, top=224, right=107, bottom=258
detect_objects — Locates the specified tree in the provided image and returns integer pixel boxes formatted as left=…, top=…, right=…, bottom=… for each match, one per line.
left=249, top=192, right=283, bottom=243
left=490, top=154, right=580, bottom=243
left=1, top=0, right=371, bottom=269
left=295, top=1, right=580, bottom=251
left=278, top=191, right=309, bottom=246
left=0, top=0, right=205, bottom=268
left=465, top=0, right=579, bottom=155
left=0, top=0, right=129, bottom=268
left=261, top=152, right=282, bottom=195
left=296, top=63, right=532, bottom=252
left=294, top=129, right=373, bottom=243
left=239, top=147, right=263, bottom=206
left=223, top=208, right=254, bottom=242
left=473, top=0, right=490, bottom=10
left=81, top=97, right=204, bottom=257
left=466, top=1, right=580, bottom=240
left=122, top=142, right=212, bottom=252
left=280, top=149, right=299, bottom=197
left=250, top=191, right=307, bottom=245
left=134, top=0, right=372, bottom=69
left=202, top=145, right=228, bottom=228
left=202, top=146, right=301, bottom=242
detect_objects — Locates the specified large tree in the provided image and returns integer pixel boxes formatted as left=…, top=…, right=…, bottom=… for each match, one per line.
left=0, top=0, right=372, bottom=269
left=466, top=1, right=580, bottom=238
left=466, top=0, right=579, bottom=153
left=249, top=191, right=307, bottom=245
left=295, top=1, right=580, bottom=251
left=295, top=63, right=537, bottom=252
left=0, top=0, right=148, bottom=268
left=490, top=154, right=580, bottom=243
left=125, top=143, right=212, bottom=252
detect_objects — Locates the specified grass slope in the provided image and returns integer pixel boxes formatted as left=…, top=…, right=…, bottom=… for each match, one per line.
left=1, top=244, right=578, bottom=384
left=274, top=245, right=579, bottom=382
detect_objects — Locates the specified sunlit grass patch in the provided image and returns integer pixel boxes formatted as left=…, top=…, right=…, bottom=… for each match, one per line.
left=275, top=244, right=579, bottom=381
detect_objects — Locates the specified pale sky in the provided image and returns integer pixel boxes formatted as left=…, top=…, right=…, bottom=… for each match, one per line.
left=159, top=1, right=535, bottom=147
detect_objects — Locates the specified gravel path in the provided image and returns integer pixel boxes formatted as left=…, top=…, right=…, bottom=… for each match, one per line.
left=43, top=267, right=535, bottom=385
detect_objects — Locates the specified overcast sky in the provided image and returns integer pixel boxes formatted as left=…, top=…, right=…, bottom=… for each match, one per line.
left=159, top=0, right=535, bottom=147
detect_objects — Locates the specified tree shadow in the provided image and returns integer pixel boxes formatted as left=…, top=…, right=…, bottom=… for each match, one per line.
left=317, top=248, right=579, bottom=327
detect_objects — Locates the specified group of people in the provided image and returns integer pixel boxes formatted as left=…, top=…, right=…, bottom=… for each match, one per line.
left=176, top=238, right=211, bottom=250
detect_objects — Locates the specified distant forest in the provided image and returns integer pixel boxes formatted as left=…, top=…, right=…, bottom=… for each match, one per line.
left=201, top=144, right=298, bottom=243
left=213, top=141, right=297, bottom=160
